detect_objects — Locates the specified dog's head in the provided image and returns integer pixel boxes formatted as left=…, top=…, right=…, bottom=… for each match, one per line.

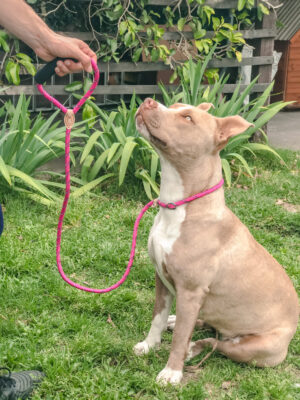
left=136, top=98, right=253, bottom=165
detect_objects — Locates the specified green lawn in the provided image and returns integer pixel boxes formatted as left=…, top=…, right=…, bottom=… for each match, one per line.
left=0, top=149, right=299, bottom=399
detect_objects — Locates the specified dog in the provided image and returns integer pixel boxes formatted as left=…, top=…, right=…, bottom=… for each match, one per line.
left=133, top=98, right=299, bottom=385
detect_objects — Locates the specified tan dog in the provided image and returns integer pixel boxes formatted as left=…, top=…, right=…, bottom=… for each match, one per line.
left=133, top=98, right=299, bottom=385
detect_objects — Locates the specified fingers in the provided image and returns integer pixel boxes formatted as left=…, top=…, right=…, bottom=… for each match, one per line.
left=55, top=59, right=83, bottom=77
left=54, top=42, right=98, bottom=77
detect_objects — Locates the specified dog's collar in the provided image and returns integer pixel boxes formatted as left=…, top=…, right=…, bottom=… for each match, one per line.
left=155, top=178, right=224, bottom=210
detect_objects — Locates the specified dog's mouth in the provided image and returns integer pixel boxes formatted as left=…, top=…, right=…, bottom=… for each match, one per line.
left=136, top=112, right=167, bottom=148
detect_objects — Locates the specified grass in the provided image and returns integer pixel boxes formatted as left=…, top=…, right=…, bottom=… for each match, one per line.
left=0, top=149, right=299, bottom=399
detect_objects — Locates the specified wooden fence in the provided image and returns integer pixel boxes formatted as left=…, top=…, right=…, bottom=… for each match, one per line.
left=0, top=0, right=278, bottom=110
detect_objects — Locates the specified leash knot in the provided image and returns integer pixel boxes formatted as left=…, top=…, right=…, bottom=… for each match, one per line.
left=64, top=109, right=75, bottom=129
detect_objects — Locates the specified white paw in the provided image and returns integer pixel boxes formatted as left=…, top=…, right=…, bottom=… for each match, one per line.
left=156, top=367, right=183, bottom=385
left=133, top=341, right=150, bottom=356
left=185, top=342, right=196, bottom=361
left=167, top=315, right=176, bottom=331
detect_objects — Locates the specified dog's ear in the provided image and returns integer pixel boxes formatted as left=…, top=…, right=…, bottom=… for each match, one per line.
left=197, top=103, right=214, bottom=112
left=215, top=115, right=254, bottom=150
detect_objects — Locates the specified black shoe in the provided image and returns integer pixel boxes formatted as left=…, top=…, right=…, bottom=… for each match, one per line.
left=0, top=367, right=44, bottom=400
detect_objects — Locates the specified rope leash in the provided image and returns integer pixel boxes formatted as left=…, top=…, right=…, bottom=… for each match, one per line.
left=35, top=58, right=224, bottom=294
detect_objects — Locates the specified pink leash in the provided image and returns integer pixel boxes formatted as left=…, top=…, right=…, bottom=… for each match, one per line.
left=36, top=58, right=224, bottom=294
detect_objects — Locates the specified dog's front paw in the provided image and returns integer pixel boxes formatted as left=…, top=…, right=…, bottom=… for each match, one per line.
left=185, top=341, right=196, bottom=361
left=133, top=341, right=150, bottom=356
left=167, top=315, right=176, bottom=331
left=156, top=367, right=183, bottom=385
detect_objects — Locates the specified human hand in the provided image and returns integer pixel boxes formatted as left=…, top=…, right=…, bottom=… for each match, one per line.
left=34, top=33, right=97, bottom=77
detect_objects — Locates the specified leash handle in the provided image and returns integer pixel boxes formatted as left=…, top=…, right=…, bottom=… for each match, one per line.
left=36, top=58, right=99, bottom=114
left=35, top=57, right=77, bottom=84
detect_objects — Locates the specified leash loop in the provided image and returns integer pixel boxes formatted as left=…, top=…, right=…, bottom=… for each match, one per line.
left=36, top=58, right=156, bottom=293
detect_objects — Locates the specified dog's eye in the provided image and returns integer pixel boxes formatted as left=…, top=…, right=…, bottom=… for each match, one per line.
left=185, top=115, right=192, bottom=122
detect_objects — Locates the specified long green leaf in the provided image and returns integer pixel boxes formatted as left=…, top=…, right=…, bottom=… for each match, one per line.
left=107, top=143, right=121, bottom=164
left=7, top=166, right=59, bottom=200
left=221, top=158, right=232, bottom=187
left=227, top=152, right=253, bottom=177
left=246, top=101, right=292, bottom=136
left=0, top=156, right=11, bottom=185
left=81, top=154, right=94, bottom=183
left=136, top=169, right=160, bottom=196
left=13, top=187, right=54, bottom=206
left=80, top=130, right=102, bottom=164
left=119, top=141, right=137, bottom=186
left=150, top=152, right=159, bottom=181
left=71, top=173, right=115, bottom=198
left=243, top=143, right=285, bottom=163
left=88, top=149, right=110, bottom=181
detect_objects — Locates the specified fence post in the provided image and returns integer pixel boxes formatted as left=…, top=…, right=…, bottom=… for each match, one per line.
left=253, top=0, right=278, bottom=140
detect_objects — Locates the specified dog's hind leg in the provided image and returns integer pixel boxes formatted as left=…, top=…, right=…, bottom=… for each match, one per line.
left=134, top=273, right=173, bottom=356
left=186, top=328, right=292, bottom=367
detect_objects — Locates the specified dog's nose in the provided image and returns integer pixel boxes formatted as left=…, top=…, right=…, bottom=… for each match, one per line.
left=143, top=98, right=158, bottom=110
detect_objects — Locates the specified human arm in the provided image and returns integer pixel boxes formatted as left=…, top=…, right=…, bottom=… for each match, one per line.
left=0, top=0, right=97, bottom=76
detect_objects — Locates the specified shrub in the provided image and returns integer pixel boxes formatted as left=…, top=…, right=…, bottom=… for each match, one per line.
left=77, top=93, right=160, bottom=199
left=0, top=94, right=86, bottom=205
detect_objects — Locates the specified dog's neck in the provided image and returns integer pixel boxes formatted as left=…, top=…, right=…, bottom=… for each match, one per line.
left=159, top=153, right=225, bottom=215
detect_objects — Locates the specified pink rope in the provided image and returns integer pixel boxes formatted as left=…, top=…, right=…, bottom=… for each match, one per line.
left=37, top=57, right=224, bottom=294
left=157, top=179, right=224, bottom=209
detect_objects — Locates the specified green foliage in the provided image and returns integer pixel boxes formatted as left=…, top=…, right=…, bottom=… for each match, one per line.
left=74, top=93, right=160, bottom=200
left=0, top=94, right=86, bottom=205
left=5, top=53, right=36, bottom=85
left=0, top=30, right=36, bottom=85
left=25, top=0, right=273, bottom=67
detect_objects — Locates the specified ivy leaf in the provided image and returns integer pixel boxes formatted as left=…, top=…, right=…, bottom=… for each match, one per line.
left=5, top=61, right=20, bottom=85
left=19, top=60, right=36, bottom=76
left=151, top=47, right=160, bottom=62
left=83, top=77, right=93, bottom=93
left=235, top=50, right=242, bottom=62
left=177, top=18, right=186, bottom=32
left=169, top=70, right=178, bottom=84
left=203, top=5, right=215, bottom=23
left=16, top=53, right=32, bottom=62
left=124, top=32, right=131, bottom=47
left=194, top=29, right=206, bottom=39
left=142, top=10, right=150, bottom=24
left=212, top=17, right=220, bottom=30
left=259, top=3, right=270, bottom=15
left=132, top=48, right=142, bottom=63
left=5, top=61, right=13, bottom=83
left=195, top=40, right=203, bottom=52
left=82, top=104, right=97, bottom=128
left=119, top=21, right=127, bottom=35
left=0, top=36, right=9, bottom=52
left=64, top=81, right=83, bottom=92
left=238, top=0, right=247, bottom=11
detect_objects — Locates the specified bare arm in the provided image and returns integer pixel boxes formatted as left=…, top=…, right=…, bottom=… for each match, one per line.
left=0, top=0, right=97, bottom=75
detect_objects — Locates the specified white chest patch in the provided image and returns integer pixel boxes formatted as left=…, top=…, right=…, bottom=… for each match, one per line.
left=148, top=156, right=186, bottom=295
